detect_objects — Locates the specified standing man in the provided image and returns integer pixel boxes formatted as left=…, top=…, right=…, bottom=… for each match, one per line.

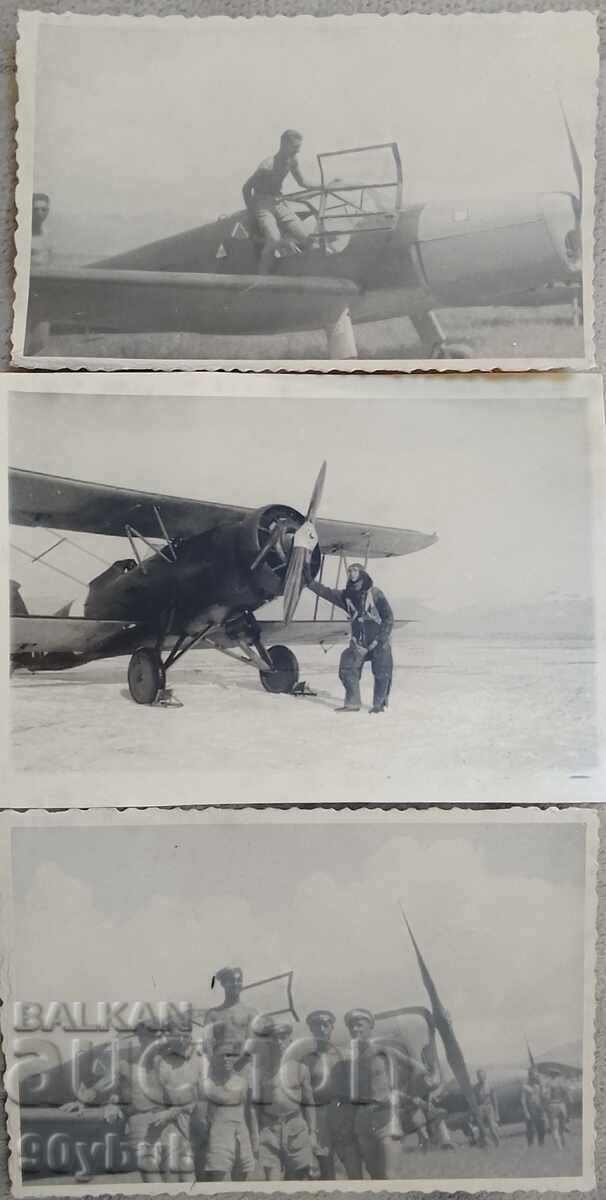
left=545, top=1074, right=569, bottom=1150
left=204, top=966, right=258, bottom=1053
left=472, top=1069, right=500, bottom=1147
left=304, top=562, right=394, bottom=713
left=520, top=1068, right=548, bottom=1148
left=243, top=130, right=316, bottom=274
left=254, top=1019, right=318, bottom=1180
left=344, top=1008, right=404, bottom=1180
left=300, top=1009, right=353, bottom=1180
left=195, top=1040, right=258, bottom=1181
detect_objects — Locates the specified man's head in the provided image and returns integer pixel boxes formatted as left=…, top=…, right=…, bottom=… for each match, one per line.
left=477, top=1069, right=486, bottom=1084
left=345, top=563, right=373, bottom=594
left=344, top=1008, right=375, bottom=1039
left=215, top=966, right=244, bottom=1002
left=213, top=1039, right=242, bottom=1075
left=306, top=1009, right=336, bottom=1043
left=32, top=192, right=50, bottom=234
left=280, top=129, right=303, bottom=156
left=528, top=1067, right=540, bottom=1084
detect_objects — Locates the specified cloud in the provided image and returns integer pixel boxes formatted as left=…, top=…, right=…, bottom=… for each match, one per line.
left=15, top=832, right=585, bottom=1068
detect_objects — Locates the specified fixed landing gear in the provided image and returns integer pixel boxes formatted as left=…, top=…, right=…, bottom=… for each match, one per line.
left=430, top=341, right=472, bottom=359
left=259, top=645, right=300, bottom=694
left=127, top=648, right=166, bottom=705
left=126, top=621, right=302, bottom=706
left=411, top=311, right=472, bottom=360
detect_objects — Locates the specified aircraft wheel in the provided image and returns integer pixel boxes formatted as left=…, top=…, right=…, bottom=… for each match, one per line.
left=431, top=341, right=472, bottom=359
left=128, top=648, right=166, bottom=705
left=260, top=645, right=299, bottom=694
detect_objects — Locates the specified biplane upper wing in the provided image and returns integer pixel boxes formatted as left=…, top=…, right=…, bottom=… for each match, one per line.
left=10, top=469, right=437, bottom=559
left=27, top=267, right=359, bottom=339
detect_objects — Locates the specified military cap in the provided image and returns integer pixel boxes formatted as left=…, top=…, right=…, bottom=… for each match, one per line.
left=306, top=1010, right=336, bottom=1027
left=344, top=1008, right=375, bottom=1031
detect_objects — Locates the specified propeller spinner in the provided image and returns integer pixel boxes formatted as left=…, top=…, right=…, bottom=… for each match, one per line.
left=283, top=461, right=326, bottom=624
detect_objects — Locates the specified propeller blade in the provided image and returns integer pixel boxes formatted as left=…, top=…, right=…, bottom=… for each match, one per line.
left=283, top=547, right=307, bottom=624
left=559, top=98, right=582, bottom=216
left=283, top=463, right=326, bottom=624
left=306, top=460, right=327, bottom=523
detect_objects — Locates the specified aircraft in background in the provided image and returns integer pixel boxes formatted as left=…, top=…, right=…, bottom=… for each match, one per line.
left=9, top=463, right=437, bottom=706
left=24, top=126, right=584, bottom=360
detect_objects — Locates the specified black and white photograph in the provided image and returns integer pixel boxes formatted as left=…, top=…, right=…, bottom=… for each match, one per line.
left=0, top=806, right=597, bottom=1195
left=12, top=10, right=596, bottom=371
left=4, top=372, right=604, bottom=806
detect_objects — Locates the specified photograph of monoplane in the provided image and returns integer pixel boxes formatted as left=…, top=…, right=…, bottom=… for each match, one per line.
left=5, top=373, right=604, bottom=805
left=0, top=807, right=596, bottom=1192
left=13, top=11, right=596, bottom=369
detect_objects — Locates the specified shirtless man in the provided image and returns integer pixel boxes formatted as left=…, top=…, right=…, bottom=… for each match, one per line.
left=254, top=1020, right=318, bottom=1180
left=243, top=131, right=316, bottom=274
left=204, top=966, right=258, bottom=1053
left=195, top=1041, right=258, bottom=1181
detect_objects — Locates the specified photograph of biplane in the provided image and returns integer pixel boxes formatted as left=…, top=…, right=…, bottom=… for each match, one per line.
left=1, top=808, right=594, bottom=1190
left=6, top=374, right=602, bottom=803
left=13, top=11, right=596, bottom=367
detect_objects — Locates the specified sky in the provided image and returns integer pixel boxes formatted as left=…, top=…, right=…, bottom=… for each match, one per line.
left=30, top=13, right=596, bottom=257
left=9, top=387, right=595, bottom=629
left=11, top=816, right=587, bottom=1066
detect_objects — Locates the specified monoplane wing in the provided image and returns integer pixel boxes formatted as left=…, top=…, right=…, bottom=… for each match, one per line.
left=10, top=469, right=438, bottom=559
left=27, top=268, right=358, bottom=340
left=11, top=615, right=138, bottom=657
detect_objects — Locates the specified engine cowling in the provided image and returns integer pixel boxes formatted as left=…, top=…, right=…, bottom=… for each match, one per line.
left=237, top=504, right=322, bottom=604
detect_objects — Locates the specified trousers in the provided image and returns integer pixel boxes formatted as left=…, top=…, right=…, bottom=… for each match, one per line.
left=339, top=642, right=393, bottom=709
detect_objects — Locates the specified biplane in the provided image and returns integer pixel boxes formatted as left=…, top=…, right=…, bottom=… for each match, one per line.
left=9, top=463, right=437, bottom=706
left=24, top=130, right=584, bottom=360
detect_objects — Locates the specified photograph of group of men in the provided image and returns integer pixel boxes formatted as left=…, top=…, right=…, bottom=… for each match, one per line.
left=59, top=967, right=577, bottom=1183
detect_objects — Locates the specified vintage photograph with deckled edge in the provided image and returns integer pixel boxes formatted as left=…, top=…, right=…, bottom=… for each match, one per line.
left=2, top=371, right=605, bottom=808
left=11, top=10, right=597, bottom=373
left=0, top=806, right=598, bottom=1196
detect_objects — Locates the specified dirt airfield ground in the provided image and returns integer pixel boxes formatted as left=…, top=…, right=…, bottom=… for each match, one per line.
left=41, top=305, right=584, bottom=360
left=13, top=1120, right=583, bottom=1187
left=10, top=634, right=597, bottom=804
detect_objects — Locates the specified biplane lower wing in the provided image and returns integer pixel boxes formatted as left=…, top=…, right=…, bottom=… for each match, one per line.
left=10, top=468, right=438, bottom=558
left=10, top=616, right=410, bottom=662
left=11, top=616, right=139, bottom=658
left=26, top=267, right=359, bottom=341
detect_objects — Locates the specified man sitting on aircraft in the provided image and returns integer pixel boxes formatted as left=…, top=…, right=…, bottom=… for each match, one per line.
left=203, top=966, right=259, bottom=1053
left=304, top=562, right=394, bottom=713
left=243, top=130, right=316, bottom=274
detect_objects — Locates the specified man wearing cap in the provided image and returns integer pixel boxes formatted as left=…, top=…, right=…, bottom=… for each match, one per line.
left=253, top=1019, right=318, bottom=1180
left=193, top=1040, right=258, bottom=1181
left=203, top=967, right=258, bottom=1053
left=304, top=563, right=394, bottom=713
left=300, top=1009, right=356, bottom=1180
left=343, top=1008, right=405, bottom=1179
left=243, top=131, right=316, bottom=274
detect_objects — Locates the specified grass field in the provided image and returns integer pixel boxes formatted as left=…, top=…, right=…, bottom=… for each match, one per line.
left=41, top=306, right=584, bottom=361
